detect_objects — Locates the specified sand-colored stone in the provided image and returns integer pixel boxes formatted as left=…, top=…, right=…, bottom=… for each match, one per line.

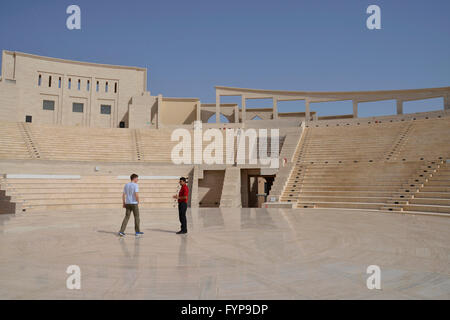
left=0, top=208, right=449, bottom=299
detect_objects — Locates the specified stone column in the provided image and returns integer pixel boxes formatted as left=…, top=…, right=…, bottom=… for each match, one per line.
left=305, top=100, right=310, bottom=123
left=272, top=97, right=278, bottom=120
left=190, top=166, right=199, bottom=208
left=234, top=104, right=239, bottom=123
left=444, top=94, right=450, bottom=110
left=215, top=92, right=221, bottom=124
left=196, top=101, right=201, bottom=122
left=241, top=95, right=246, bottom=127
left=88, top=77, right=94, bottom=127
left=157, top=94, right=162, bottom=129
left=352, top=100, right=358, bottom=118
left=58, top=74, right=67, bottom=125
left=396, top=99, right=403, bottom=115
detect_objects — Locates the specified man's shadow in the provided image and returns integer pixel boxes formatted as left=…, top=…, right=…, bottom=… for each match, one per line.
left=97, top=229, right=180, bottom=236
left=97, top=230, right=118, bottom=235
left=97, top=230, right=142, bottom=236
left=146, top=228, right=177, bottom=234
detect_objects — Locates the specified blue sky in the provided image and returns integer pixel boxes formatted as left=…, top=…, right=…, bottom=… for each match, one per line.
left=0, top=0, right=449, bottom=118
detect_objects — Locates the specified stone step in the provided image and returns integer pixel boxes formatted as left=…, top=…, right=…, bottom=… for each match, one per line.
left=22, top=197, right=177, bottom=206
left=414, top=191, right=450, bottom=198
left=297, top=201, right=384, bottom=210
left=5, top=187, right=176, bottom=195
left=402, top=204, right=450, bottom=214
left=22, top=202, right=176, bottom=213
left=11, top=192, right=175, bottom=200
left=409, top=198, right=450, bottom=206
left=298, top=196, right=390, bottom=203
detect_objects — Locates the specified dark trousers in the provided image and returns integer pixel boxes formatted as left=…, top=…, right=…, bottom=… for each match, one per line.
left=120, top=204, right=140, bottom=233
left=178, top=202, right=187, bottom=232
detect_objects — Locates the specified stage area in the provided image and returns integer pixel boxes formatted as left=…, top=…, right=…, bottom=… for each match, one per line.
left=0, top=208, right=449, bottom=299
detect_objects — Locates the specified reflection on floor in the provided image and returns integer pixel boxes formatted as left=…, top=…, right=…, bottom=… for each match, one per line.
left=0, top=208, right=449, bottom=299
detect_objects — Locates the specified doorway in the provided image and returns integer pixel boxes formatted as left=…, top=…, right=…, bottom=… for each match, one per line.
left=241, top=169, right=274, bottom=208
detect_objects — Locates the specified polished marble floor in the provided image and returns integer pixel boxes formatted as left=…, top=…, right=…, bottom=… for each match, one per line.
left=0, top=208, right=449, bottom=299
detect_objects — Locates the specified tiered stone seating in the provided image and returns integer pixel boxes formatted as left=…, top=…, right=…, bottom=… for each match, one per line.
left=138, top=128, right=283, bottom=164
left=138, top=128, right=183, bottom=163
left=297, top=122, right=407, bottom=164
left=29, top=124, right=136, bottom=162
left=1, top=176, right=180, bottom=213
left=279, top=116, right=450, bottom=215
left=0, top=122, right=286, bottom=165
left=393, top=117, right=450, bottom=161
left=281, top=162, right=421, bottom=209
left=403, top=162, right=450, bottom=214
left=0, top=121, right=31, bottom=160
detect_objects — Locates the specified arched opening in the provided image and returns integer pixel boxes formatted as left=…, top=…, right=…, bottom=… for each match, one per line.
left=206, top=114, right=230, bottom=123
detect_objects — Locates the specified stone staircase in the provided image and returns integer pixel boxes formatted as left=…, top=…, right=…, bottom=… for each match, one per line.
left=132, top=129, right=143, bottom=161
left=0, top=121, right=32, bottom=160
left=382, top=160, right=450, bottom=215
left=267, top=127, right=304, bottom=203
left=19, top=123, right=42, bottom=159
left=384, top=122, right=413, bottom=161
left=0, top=176, right=22, bottom=214
left=219, top=167, right=241, bottom=208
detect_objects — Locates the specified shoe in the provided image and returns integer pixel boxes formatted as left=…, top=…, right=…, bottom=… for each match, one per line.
left=176, top=230, right=187, bottom=234
left=118, top=232, right=125, bottom=237
left=135, top=232, right=144, bottom=236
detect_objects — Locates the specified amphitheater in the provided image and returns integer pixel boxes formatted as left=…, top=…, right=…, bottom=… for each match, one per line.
left=0, top=50, right=449, bottom=299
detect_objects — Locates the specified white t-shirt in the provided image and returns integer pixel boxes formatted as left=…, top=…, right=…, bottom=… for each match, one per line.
left=123, top=182, right=139, bottom=204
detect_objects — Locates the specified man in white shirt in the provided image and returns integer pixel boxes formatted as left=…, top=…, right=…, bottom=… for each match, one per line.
left=119, top=173, right=143, bottom=237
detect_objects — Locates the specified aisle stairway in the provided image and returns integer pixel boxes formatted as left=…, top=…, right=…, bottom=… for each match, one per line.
left=219, top=167, right=241, bottom=208
left=383, top=161, right=450, bottom=215
left=0, top=122, right=32, bottom=160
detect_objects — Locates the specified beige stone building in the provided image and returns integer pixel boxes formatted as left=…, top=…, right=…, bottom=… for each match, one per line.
left=3, top=50, right=448, bottom=129
left=0, top=50, right=149, bottom=128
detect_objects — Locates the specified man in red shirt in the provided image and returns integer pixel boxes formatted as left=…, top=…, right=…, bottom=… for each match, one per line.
left=173, top=177, right=189, bottom=234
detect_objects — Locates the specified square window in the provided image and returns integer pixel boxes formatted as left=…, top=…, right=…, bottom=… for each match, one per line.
left=25, top=115, right=32, bottom=123
left=73, top=103, right=84, bottom=113
left=100, top=105, right=111, bottom=115
left=43, top=100, right=55, bottom=111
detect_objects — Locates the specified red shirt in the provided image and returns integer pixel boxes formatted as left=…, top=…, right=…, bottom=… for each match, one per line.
left=178, top=184, right=189, bottom=203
